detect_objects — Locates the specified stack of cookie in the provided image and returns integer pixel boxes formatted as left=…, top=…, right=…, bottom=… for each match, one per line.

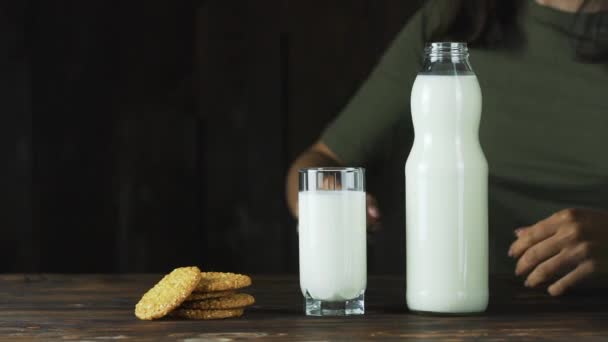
left=173, top=271, right=254, bottom=320
left=135, top=266, right=255, bottom=320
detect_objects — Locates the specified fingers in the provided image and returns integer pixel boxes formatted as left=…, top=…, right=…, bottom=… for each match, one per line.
left=526, top=241, right=593, bottom=289
left=367, top=194, right=381, bottom=222
left=321, top=174, right=342, bottom=190
left=524, top=251, right=570, bottom=287
left=515, top=234, right=564, bottom=276
left=548, top=259, right=596, bottom=296
left=509, top=218, right=560, bottom=258
left=366, top=194, right=382, bottom=232
left=513, top=208, right=603, bottom=295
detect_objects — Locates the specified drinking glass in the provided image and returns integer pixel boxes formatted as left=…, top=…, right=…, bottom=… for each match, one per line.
left=298, top=167, right=366, bottom=316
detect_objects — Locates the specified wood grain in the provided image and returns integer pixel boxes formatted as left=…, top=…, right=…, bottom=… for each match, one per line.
left=1, top=274, right=607, bottom=341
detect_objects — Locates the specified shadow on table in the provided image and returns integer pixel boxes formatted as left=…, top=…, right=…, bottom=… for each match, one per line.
left=367, top=274, right=608, bottom=316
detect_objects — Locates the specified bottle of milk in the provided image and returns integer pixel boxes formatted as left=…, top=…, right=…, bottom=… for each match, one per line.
left=405, top=42, right=488, bottom=314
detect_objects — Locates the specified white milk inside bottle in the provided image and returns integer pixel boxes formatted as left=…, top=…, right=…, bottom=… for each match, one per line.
left=405, top=42, right=488, bottom=313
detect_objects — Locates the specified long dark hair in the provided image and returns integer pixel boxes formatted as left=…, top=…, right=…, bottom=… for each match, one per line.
left=432, top=0, right=608, bottom=62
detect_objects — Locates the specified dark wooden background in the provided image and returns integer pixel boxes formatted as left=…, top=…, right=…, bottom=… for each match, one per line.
left=1, top=0, right=424, bottom=273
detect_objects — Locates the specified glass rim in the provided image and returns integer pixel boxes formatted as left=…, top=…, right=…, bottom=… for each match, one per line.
left=298, top=167, right=365, bottom=173
left=298, top=167, right=365, bottom=192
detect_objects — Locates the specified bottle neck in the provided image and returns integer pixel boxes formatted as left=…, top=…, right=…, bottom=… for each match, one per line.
left=420, top=42, right=474, bottom=76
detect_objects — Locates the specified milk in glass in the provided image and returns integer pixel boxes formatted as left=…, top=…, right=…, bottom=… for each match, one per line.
left=299, top=191, right=366, bottom=301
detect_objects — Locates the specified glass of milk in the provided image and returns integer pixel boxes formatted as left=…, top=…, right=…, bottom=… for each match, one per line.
left=406, top=42, right=489, bottom=314
left=298, top=167, right=366, bottom=316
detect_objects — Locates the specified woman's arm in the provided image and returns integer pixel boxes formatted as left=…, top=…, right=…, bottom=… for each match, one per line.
left=286, top=2, right=442, bottom=222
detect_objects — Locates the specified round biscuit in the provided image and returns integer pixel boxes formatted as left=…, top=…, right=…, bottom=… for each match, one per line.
left=135, top=266, right=201, bottom=320
left=181, top=293, right=255, bottom=310
left=171, top=308, right=244, bottom=320
left=196, top=272, right=251, bottom=292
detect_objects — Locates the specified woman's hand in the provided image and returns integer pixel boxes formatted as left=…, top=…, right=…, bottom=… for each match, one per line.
left=509, top=209, right=608, bottom=296
left=509, top=208, right=608, bottom=296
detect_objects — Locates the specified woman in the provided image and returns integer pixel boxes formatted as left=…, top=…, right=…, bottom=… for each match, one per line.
left=286, top=0, right=608, bottom=296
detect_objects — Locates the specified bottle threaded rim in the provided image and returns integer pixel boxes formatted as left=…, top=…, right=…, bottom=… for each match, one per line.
left=425, top=42, right=469, bottom=58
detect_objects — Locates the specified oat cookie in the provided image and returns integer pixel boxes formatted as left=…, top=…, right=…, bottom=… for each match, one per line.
left=196, top=272, right=251, bottom=292
left=181, top=293, right=255, bottom=310
left=135, top=266, right=201, bottom=320
left=171, top=308, right=244, bottom=320
left=186, top=290, right=236, bottom=301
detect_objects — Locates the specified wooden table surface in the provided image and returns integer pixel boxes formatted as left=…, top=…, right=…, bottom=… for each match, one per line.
left=1, top=274, right=607, bottom=341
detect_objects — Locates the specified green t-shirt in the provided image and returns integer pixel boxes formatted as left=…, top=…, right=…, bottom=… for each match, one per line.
left=321, top=0, right=608, bottom=273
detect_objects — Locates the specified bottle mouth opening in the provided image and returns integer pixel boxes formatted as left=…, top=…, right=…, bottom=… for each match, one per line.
left=425, top=42, right=469, bottom=58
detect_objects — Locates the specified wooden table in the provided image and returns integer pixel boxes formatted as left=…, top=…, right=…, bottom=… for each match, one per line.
left=1, top=274, right=607, bottom=341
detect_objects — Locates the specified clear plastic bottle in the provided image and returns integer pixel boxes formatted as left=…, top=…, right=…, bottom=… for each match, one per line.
left=405, top=42, right=489, bottom=314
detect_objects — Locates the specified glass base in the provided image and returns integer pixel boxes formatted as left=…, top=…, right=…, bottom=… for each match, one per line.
left=304, top=292, right=365, bottom=316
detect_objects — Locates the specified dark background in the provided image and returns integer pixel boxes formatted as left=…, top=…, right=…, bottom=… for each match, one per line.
left=1, top=0, right=425, bottom=273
